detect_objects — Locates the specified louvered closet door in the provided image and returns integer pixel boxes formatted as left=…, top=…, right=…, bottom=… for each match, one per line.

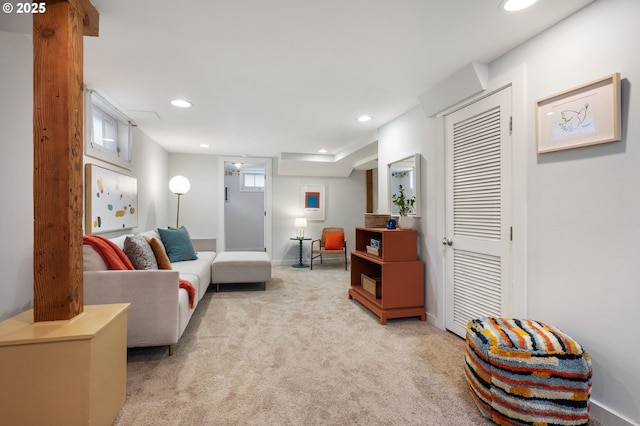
left=444, top=87, right=512, bottom=338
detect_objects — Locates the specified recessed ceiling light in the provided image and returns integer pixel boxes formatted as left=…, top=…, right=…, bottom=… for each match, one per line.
left=199, top=143, right=210, bottom=148
left=318, top=149, right=328, bottom=153
left=171, top=99, right=192, bottom=108
left=503, top=0, right=537, bottom=11
left=357, top=115, right=372, bottom=122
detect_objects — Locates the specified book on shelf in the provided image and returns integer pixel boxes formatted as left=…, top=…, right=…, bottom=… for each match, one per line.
left=365, top=245, right=381, bottom=256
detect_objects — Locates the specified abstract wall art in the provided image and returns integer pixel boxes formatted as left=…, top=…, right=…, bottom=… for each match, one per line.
left=299, top=184, right=325, bottom=221
left=85, top=163, right=138, bottom=234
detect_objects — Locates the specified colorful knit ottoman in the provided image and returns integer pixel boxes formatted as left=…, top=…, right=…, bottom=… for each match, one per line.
left=465, top=317, right=592, bottom=426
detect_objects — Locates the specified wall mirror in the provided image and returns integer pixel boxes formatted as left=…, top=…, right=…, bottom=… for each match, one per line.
left=388, top=154, right=421, bottom=216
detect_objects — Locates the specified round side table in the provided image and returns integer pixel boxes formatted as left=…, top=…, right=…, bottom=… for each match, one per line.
left=290, top=237, right=311, bottom=268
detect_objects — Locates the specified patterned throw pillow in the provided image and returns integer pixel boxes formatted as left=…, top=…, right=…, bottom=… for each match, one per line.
left=144, top=236, right=172, bottom=270
left=124, top=233, right=158, bottom=270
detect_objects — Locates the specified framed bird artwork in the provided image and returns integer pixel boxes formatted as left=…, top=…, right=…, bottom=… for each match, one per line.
left=535, top=73, right=621, bottom=153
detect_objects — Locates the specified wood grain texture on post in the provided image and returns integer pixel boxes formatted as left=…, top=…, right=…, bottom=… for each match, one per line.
left=32, top=0, right=98, bottom=321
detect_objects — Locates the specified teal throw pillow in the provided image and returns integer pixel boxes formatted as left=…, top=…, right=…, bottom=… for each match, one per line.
left=158, top=226, right=198, bottom=263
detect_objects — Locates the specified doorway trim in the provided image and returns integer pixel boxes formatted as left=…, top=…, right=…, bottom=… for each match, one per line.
left=434, top=64, right=527, bottom=330
left=217, top=156, right=273, bottom=257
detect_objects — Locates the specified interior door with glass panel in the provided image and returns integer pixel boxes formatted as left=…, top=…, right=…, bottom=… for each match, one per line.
left=224, top=162, right=266, bottom=252
left=443, top=87, right=512, bottom=338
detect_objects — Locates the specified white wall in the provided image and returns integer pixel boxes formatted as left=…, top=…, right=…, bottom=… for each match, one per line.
left=378, top=107, right=438, bottom=320
left=378, top=0, right=640, bottom=422
left=168, top=153, right=220, bottom=238
left=167, top=154, right=366, bottom=264
left=127, top=128, right=171, bottom=233
left=490, top=0, right=640, bottom=420
left=84, top=127, right=171, bottom=238
left=272, top=171, right=367, bottom=265
left=0, top=31, right=33, bottom=320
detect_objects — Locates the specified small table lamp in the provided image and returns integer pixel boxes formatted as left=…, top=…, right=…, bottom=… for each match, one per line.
left=169, top=175, right=190, bottom=228
left=294, top=217, right=307, bottom=238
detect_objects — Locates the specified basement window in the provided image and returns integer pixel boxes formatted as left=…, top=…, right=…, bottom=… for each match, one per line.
left=84, top=88, right=133, bottom=169
left=241, top=170, right=265, bottom=192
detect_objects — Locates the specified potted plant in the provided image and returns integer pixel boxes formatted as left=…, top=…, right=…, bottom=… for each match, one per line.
left=391, top=184, right=416, bottom=229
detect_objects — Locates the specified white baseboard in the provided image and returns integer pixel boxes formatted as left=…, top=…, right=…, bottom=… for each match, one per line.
left=426, top=312, right=438, bottom=327
left=591, top=399, right=639, bottom=426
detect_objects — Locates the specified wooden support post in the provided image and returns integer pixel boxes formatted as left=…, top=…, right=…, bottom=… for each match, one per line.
left=33, top=0, right=98, bottom=321
left=366, top=169, right=373, bottom=213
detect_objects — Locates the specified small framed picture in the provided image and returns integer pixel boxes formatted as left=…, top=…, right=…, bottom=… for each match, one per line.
left=299, top=184, right=325, bottom=221
left=535, top=73, right=621, bottom=153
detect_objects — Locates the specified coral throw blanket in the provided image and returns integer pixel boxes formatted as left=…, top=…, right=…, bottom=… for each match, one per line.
left=83, top=235, right=196, bottom=309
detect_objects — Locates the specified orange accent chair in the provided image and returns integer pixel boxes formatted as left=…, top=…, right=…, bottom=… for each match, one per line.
left=311, top=227, right=347, bottom=270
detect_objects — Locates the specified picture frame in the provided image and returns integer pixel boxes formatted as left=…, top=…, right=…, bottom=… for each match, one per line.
left=85, top=163, right=138, bottom=234
left=299, top=184, right=325, bottom=221
left=535, top=73, right=621, bottom=153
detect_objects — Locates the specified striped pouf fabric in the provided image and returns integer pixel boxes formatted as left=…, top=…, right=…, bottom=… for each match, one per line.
left=465, top=317, right=592, bottom=426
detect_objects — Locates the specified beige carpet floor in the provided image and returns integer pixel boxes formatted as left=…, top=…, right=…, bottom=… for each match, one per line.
left=113, top=264, right=496, bottom=425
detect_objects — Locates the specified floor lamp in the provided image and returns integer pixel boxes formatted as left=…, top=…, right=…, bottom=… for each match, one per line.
left=169, top=175, right=190, bottom=228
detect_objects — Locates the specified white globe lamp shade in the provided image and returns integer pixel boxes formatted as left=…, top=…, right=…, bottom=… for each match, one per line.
left=169, top=176, right=190, bottom=195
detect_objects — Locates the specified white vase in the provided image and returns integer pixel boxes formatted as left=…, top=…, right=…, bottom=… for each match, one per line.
left=398, top=215, right=415, bottom=230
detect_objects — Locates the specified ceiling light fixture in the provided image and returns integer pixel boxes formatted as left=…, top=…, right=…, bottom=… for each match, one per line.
left=318, top=149, right=328, bottom=153
left=357, top=115, right=372, bottom=122
left=171, top=99, right=192, bottom=108
left=502, top=0, right=537, bottom=11
left=199, top=143, right=210, bottom=148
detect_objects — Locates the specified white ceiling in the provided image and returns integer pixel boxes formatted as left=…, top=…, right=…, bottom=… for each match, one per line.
left=2, top=0, right=594, bottom=173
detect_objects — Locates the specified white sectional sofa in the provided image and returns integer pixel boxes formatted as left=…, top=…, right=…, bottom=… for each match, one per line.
left=83, top=230, right=216, bottom=355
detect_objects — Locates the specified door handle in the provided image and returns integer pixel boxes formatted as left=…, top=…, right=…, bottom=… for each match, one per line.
left=442, top=237, right=453, bottom=246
